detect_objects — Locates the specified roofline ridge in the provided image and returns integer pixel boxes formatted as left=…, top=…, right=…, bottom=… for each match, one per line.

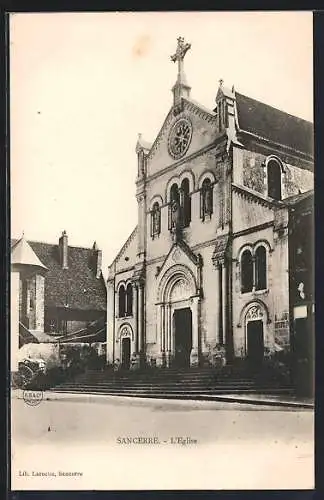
left=109, top=226, right=138, bottom=268
left=236, top=91, right=313, bottom=126
left=147, top=106, right=174, bottom=160
left=15, top=237, right=102, bottom=252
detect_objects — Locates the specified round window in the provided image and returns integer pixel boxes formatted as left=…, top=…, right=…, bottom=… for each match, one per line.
left=168, top=118, right=192, bottom=159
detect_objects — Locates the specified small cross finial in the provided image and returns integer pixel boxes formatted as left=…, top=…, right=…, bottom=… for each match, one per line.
left=170, top=37, right=191, bottom=105
left=219, top=79, right=224, bottom=87
left=170, top=36, right=191, bottom=64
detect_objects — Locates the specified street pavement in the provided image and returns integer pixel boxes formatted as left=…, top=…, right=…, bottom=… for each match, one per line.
left=11, top=394, right=314, bottom=491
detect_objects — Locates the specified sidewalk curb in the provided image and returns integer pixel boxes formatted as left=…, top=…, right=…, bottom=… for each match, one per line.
left=11, top=390, right=314, bottom=409
left=202, top=395, right=314, bottom=409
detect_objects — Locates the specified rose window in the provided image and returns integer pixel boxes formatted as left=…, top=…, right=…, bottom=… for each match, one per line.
left=168, top=118, right=192, bottom=159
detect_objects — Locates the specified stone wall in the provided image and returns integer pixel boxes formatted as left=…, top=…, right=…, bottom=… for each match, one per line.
left=35, top=274, right=45, bottom=331
left=233, top=146, right=313, bottom=199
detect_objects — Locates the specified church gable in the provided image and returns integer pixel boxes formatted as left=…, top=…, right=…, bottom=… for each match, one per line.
left=156, top=239, right=200, bottom=282
left=108, top=227, right=138, bottom=276
left=232, top=184, right=276, bottom=233
left=146, top=99, right=217, bottom=178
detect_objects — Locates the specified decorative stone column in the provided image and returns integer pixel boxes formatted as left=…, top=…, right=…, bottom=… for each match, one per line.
left=190, top=296, right=200, bottom=367
left=130, top=282, right=140, bottom=370
left=165, top=303, right=172, bottom=367
left=156, top=304, right=166, bottom=367
left=138, top=282, right=144, bottom=364
left=132, top=283, right=138, bottom=353
left=222, top=262, right=227, bottom=347
left=215, top=264, right=221, bottom=344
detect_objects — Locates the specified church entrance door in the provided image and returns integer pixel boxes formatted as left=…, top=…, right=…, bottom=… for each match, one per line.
left=121, top=337, right=131, bottom=370
left=247, top=320, right=264, bottom=372
left=174, top=308, right=192, bottom=368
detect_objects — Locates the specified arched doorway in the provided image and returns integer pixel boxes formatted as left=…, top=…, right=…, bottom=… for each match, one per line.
left=118, top=324, right=133, bottom=370
left=157, top=264, right=199, bottom=368
left=174, top=307, right=192, bottom=368
left=121, top=337, right=131, bottom=369
left=245, top=304, right=265, bottom=371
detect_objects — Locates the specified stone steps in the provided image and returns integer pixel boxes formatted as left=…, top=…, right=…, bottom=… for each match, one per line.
left=48, top=368, right=291, bottom=399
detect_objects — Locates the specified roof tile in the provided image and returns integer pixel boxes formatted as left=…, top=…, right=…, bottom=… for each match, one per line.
left=236, top=92, right=313, bottom=160
left=12, top=239, right=107, bottom=311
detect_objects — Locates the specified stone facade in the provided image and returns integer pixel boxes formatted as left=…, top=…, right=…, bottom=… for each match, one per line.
left=18, top=272, right=45, bottom=332
left=106, top=40, right=313, bottom=370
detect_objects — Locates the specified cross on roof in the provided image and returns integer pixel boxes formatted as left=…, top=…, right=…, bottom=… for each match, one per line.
left=170, top=36, right=191, bottom=65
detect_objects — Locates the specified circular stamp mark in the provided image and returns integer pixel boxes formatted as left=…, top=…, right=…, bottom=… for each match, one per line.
left=23, top=390, right=43, bottom=407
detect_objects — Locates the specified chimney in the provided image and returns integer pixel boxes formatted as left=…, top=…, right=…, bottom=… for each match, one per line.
left=92, top=241, right=102, bottom=279
left=59, top=230, right=68, bottom=269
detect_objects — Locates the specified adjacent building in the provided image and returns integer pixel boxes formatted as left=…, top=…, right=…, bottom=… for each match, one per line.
left=11, top=232, right=107, bottom=369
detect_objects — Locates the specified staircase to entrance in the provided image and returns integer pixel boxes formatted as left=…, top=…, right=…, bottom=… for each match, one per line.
left=49, top=367, right=292, bottom=399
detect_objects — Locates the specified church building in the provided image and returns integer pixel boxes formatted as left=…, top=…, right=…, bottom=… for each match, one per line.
left=106, top=37, right=314, bottom=371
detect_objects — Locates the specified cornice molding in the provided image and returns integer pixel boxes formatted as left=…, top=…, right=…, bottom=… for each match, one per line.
left=145, top=142, right=217, bottom=185
left=183, top=98, right=217, bottom=124
left=238, top=129, right=314, bottom=164
left=232, top=183, right=283, bottom=210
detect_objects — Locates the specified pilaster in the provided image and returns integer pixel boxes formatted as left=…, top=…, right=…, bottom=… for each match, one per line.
left=190, top=296, right=200, bottom=367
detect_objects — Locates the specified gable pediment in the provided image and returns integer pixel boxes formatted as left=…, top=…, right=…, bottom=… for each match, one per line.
left=108, top=227, right=138, bottom=277
left=156, top=239, right=200, bottom=280
left=146, top=98, right=218, bottom=178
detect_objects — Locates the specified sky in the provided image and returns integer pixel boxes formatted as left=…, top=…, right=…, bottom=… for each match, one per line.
left=10, top=11, right=313, bottom=277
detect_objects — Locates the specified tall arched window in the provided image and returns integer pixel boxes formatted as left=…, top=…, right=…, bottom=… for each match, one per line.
left=200, top=178, right=213, bottom=220
left=267, top=160, right=282, bottom=200
left=151, top=202, right=161, bottom=238
left=126, top=283, right=133, bottom=316
left=241, top=250, right=253, bottom=293
left=169, top=183, right=180, bottom=230
left=170, top=183, right=180, bottom=204
left=118, top=285, right=126, bottom=317
left=255, top=246, right=267, bottom=291
left=180, top=178, right=191, bottom=227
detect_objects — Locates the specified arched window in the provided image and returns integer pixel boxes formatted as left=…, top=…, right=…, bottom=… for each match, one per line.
left=168, top=183, right=180, bottom=230
left=200, top=178, right=213, bottom=220
left=180, top=178, right=191, bottom=227
left=267, top=160, right=282, bottom=200
left=126, top=283, right=133, bottom=316
left=241, top=250, right=253, bottom=293
left=151, top=202, right=161, bottom=238
left=170, top=183, right=180, bottom=204
left=118, top=285, right=126, bottom=317
left=255, top=246, right=267, bottom=291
